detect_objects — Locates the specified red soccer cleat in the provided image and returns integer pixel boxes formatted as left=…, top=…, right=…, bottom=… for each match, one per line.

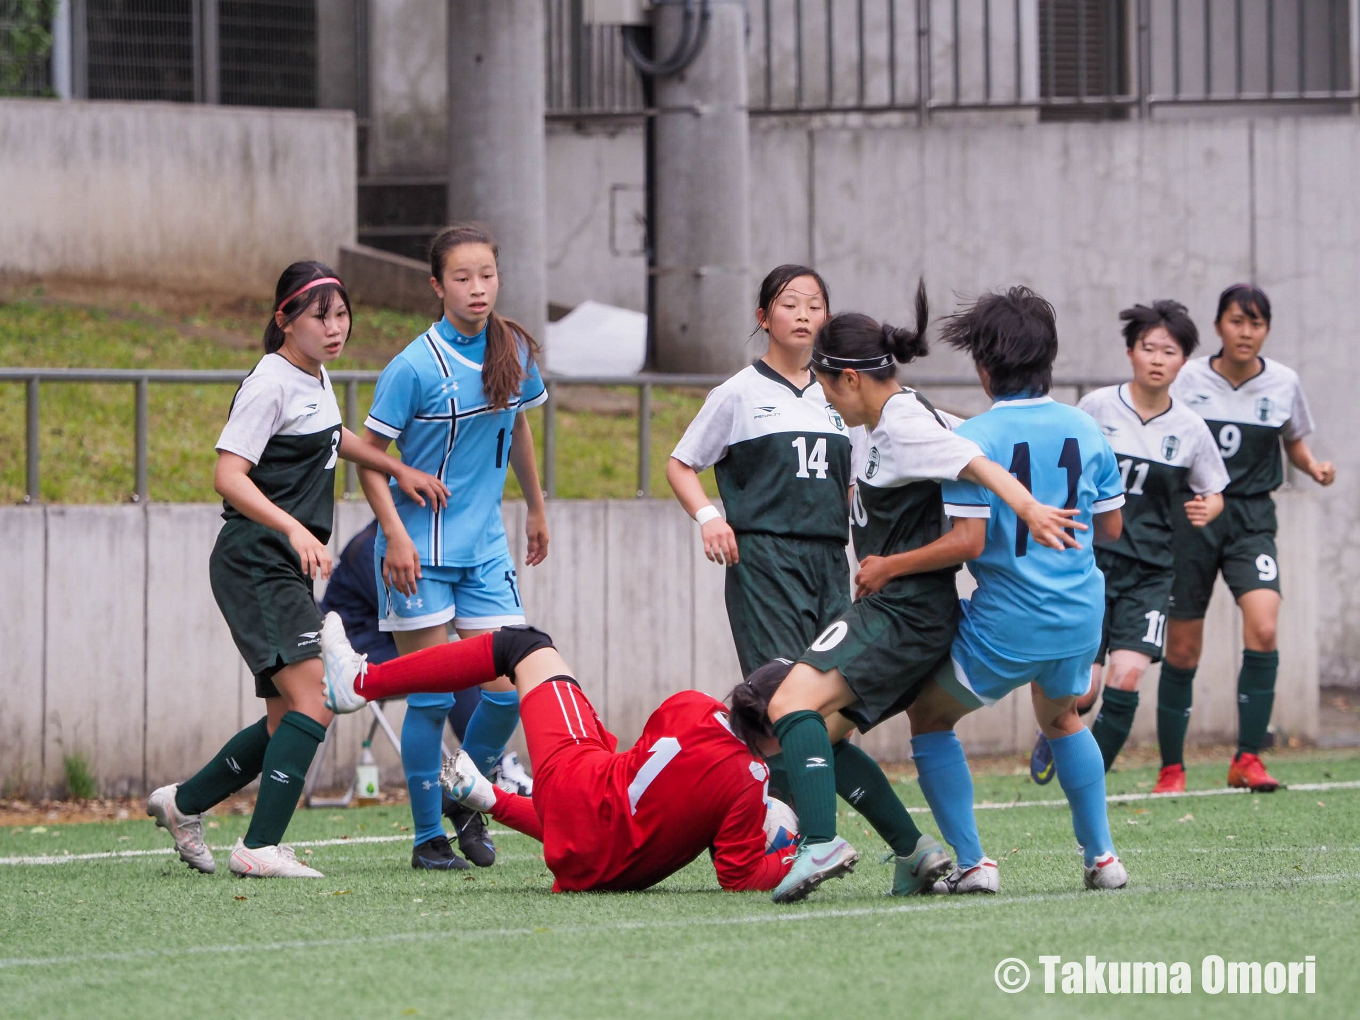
left=1227, top=752, right=1279, bottom=792
left=1152, top=763, right=1186, bottom=794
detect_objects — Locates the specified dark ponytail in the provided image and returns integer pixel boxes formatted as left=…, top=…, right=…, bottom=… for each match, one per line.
left=264, top=261, right=351, bottom=354
left=429, top=222, right=542, bottom=411
left=811, top=278, right=930, bottom=380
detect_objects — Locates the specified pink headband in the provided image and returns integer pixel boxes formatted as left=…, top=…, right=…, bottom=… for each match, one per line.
left=277, top=277, right=342, bottom=313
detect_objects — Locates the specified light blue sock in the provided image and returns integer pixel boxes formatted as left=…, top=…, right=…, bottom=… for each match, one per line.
left=461, top=689, right=521, bottom=776
left=401, top=700, right=449, bottom=847
left=910, top=730, right=985, bottom=868
left=1049, top=728, right=1115, bottom=866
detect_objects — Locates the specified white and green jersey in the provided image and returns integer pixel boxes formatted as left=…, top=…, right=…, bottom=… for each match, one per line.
left=215, top=353, right=343, bottom=539
left=1169, top=355, right=1314, bottom=497
left=671, top=362, right=854, bottom=541
left=1078, top=384, right=1228, bottom=569
left=850, top=389, right=981, bottom=590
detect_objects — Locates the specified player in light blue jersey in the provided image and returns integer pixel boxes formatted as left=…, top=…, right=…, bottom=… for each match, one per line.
left=888, top=288, right=1130, bottom=893
left=357, top=223, right=549, bottom=871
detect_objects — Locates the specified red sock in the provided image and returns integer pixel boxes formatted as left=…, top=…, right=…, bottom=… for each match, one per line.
left=490, top=786, right=544, bottom=842
left=358, top=633, right=497, bottom=701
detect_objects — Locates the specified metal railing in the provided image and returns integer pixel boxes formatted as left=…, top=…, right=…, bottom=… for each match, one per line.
left=1, top=367, right=1122, bottom=505
left=545, top=0, right=1360, bottom=119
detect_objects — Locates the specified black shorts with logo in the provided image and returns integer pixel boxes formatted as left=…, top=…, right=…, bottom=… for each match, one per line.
left=209, top=518, right=324, bottom=697
left=1168, top=494, right=1281, bottom=620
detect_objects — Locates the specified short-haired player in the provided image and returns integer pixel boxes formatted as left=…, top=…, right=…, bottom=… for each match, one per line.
left=867, top=287, right=1130, bottom=893
left=1159, top=285, right=1335, bottom=793
left=1029, top=300, right=1228, bottom=785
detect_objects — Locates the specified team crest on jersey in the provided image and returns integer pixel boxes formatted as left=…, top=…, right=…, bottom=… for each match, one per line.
left=826, top=406, right=845, bottom=431
left=865, top=447, right=880, bottom=479
left=1162, top=435, right=1180, bottom=460
left=1256, top=397, right=1272, bottom=422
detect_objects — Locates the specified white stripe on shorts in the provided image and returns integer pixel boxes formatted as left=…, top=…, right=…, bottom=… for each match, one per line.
left=552, top=681, right=580, bottom=743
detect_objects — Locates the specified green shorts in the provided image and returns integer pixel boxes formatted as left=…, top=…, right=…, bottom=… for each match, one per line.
left=724, top=533, right=852, bottom=677
left=1169, top=494, right=1280, bottom=620
left=1096, top=549, right=1173, bottom=663
left=209, top=519, right=324, bottom=697
left=797, top=575, right=959, bottom=732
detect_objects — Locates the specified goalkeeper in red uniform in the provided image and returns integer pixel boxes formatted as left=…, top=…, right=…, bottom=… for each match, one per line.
left=320, top=614, right=797, bottom=892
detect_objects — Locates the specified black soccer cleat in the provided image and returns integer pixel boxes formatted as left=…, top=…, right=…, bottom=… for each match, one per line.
left=444, top=799, right=497, bottom=868
left=411, top=834, right=471, bottom=871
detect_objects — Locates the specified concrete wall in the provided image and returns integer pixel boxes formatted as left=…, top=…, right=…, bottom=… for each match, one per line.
left=543, top=113, right=1358, bottom=688
left=366, top=0, right=445, bottom=175
left=0, top=99, right=357, bottom=293
left=0, top=492, right=1318, bottom=798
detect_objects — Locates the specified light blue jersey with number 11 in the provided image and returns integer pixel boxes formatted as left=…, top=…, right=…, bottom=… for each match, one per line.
left=365, top=318, right=547, bottom=568
left=941, top=395, right=1124, bottom=660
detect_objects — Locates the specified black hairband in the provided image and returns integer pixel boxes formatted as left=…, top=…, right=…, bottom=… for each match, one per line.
left=810, top=349, right=894, bottom=371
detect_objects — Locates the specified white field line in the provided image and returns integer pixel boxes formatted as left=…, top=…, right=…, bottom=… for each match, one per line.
left=4, top=779, right=1359, bottom=868
left=0, top=871, right=1355, bottom=972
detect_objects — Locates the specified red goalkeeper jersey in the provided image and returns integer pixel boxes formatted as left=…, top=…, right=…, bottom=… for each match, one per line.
left=519, top=685, right=794, bottom=893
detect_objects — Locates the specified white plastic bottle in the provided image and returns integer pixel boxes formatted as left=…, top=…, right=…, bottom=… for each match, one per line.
left=355, top=741, right=380, bottom=806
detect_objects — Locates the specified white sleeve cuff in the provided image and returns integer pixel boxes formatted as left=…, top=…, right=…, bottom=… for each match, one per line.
left=944, top=502, right=991, bottom=519
left=1093, top=494, right=1126, bottom=513
left=364, top=415, right=402, bottom=440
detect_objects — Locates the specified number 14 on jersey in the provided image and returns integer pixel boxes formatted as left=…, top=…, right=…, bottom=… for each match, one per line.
left=792, top=436, right=829, bottom=479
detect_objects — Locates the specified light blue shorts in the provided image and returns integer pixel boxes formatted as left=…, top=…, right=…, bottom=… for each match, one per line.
left=946, top=616, right=1098, bottom=709
left=375, top=548, right=526, bottom=634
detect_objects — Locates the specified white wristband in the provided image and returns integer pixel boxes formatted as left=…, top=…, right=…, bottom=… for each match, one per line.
left=694, top=505, right=722, bottom=526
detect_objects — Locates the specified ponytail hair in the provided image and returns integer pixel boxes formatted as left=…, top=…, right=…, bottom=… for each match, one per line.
left=811, top=278, right=929, bottom=380
left=264, top=261, right=351, bottom=355
left=429, top=222, right=541, bottom=410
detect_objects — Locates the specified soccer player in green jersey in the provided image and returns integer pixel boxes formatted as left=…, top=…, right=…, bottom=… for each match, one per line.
left=1160, top=284, right=1335, bottom=793
left=670, top=266, right=949, bottom=894
left=668, top=265, right=851, bottom=677
left=1029, top=300, right=1228, bottom=785
left=146, top=263, right=447, bottom=878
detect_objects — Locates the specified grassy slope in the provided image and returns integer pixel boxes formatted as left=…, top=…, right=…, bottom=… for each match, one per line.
left=3, top=754, right=1358, bottom=1020
left=0, top=293, right=714, bottom=504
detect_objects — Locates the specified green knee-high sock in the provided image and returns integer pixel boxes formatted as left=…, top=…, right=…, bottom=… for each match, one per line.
left=175, top=717, right=271, bottom=816
left=243, top=711, right=327, bottom=849
left=763, top=753, right=792, bottom=807
left=1237, top=650, right=1279, bottom=755
left=832, top=740, right=923, bottom=856
left=1157, top=663, right=1196, bottom=767
left=1091, top=688, right=1139, bottom=773
left=772, top=711, right=838, bottom=845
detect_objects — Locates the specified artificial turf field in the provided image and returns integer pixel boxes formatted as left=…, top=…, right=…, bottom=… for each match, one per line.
left=4, top=752, right=1359, bottom=1020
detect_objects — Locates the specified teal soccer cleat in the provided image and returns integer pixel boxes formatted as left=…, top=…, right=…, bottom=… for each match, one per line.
left=771, top=836, right=859, bottom=903
left=889, top=835, right=952, bottom=896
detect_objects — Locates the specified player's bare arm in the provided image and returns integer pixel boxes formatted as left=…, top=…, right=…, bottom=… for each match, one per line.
left=854, top=517, right=986, bottom=598
left=1284, top=436, right=1335, bottom=486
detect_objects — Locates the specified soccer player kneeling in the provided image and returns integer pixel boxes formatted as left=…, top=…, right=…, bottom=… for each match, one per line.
left=320, top=619, right=795, bottom=892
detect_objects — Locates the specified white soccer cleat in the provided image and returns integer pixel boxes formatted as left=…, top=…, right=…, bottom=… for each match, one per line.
left=932, top=856, right=1000, bottom=894
left=492, top=750, right=533, bottom=797
left=439, top=749, right=497, bottom=811
left=228, top=839, right=324, bottom=878
left=1084, top=852, right=1129, bottom=890
left=320, top=611, right=368, bottom=714
left=146, top=784, right=216, bottom=874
